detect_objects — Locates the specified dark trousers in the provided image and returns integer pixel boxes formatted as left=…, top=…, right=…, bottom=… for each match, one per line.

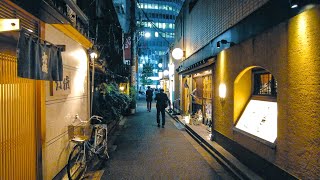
left=147, top=101, right=152, bottom=110
left=156, top=108, right=165, bottom=125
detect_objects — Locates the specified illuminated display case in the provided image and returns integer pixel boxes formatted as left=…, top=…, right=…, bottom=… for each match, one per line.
left=235, top=99, right=277, bottom=143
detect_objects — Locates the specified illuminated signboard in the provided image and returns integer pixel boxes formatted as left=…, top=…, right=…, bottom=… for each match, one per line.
left=235, top=99, right=277, bottom=143
left=0, top=19, right=20, bottom=32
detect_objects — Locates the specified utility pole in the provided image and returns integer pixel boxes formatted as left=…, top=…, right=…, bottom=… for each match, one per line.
left=130, top=0, right=136, bottom=87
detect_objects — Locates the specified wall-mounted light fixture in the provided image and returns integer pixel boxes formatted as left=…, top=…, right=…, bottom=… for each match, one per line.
left=217, top=39, right=235, bottom=49
left=219, top=83, right=227, bottom=99
left=289, top=0, right=299, bottom=8
left=89, top=47, right=99, bottom=116
left=172, top=47, right=184, bottom=60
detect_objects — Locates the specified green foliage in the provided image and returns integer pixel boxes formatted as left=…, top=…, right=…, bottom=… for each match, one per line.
left=93, top=82, right=131, bottom=123
left=141, top=63, right=154, bottom=86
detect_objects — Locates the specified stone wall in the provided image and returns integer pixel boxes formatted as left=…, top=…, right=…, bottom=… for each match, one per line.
left=212, top=6, right=320, bottom=179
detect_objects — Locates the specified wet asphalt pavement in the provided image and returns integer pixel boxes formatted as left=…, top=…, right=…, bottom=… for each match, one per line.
left=99, top=100, right=233, bottom=180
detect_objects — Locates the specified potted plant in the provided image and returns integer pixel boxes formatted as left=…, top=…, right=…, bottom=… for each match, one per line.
left=129, top=86, right=137, bottom=114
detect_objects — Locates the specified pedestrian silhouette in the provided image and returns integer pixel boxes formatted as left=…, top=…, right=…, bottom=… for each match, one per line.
left=146, top=86, right=153, bottom=112
left=154, top=89, right=170, bottom=128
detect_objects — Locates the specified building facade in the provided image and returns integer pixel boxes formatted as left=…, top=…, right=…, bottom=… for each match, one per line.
left=173, top=0, right=320, bottom=179
left=0, top=0, right=124, bottom=179
left=136, top=0, right=183, bottom=88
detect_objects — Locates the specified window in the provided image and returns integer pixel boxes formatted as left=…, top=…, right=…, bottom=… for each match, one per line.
left=155, top=32, right=158, bottom=37
left=253, top=69, right=277, bottom=97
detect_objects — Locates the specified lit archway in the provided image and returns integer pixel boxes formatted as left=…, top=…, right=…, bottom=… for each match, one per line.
left=234, top=66, right=278, bottom=143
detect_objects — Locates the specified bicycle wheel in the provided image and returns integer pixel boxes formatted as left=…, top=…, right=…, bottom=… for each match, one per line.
left=96, top=128, right=109, bottom=159
left=67, top=144, right=87, bottom=180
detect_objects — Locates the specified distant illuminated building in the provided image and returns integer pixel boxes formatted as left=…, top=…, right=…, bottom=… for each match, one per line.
left=136, top=0, right=184, bottom=86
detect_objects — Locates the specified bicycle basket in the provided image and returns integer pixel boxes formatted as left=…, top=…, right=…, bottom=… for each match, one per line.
left=68, top=122, right=92, bottom=140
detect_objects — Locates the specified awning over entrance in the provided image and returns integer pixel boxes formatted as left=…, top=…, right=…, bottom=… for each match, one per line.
left=0, top=29, right=64, bottom=81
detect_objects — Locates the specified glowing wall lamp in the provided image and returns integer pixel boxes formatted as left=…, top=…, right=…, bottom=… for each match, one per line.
left=172, top=48, right=184, bottom=60
left=219, top=83, right=227, bottom=99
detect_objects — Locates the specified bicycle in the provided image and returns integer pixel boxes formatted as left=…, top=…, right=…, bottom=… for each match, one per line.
left=67, top=115, right=109, bottom=180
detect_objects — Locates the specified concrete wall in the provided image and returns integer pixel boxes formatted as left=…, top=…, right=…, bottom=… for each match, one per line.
left=42, top=24, right=89, bottom=180
left=212, top=6, right=320, bottom=179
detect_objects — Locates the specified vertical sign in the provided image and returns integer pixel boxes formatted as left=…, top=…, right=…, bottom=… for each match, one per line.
left=124, top=34, right=131, bottom=65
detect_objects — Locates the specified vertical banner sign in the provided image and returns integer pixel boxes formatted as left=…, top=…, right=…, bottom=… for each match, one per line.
left=124, top=35, right=131, bottom=65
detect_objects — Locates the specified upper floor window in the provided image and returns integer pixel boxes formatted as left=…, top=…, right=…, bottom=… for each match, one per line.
left=253, top=69, right=277, bottom=97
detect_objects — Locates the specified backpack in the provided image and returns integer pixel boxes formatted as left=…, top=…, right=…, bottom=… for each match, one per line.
left=164, top=100, right=169, bottom=108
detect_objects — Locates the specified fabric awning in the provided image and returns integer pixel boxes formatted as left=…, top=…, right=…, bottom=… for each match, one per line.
left=0, top=29, right=64, bottom=81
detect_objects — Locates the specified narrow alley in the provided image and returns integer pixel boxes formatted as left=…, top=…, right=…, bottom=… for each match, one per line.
left=97, top=100, right=234, bottom=179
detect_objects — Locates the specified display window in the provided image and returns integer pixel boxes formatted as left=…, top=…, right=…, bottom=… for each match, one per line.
left=188, top=70, right=212, bottom=132
left=235, top=68, right=278, bottom=144
left=235, top=99, right=277, bottom=143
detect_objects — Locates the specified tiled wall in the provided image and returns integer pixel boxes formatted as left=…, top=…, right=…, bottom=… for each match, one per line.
left=177, top=0, right=269, bottom=57
left=43, top=24, right=89, bottom=180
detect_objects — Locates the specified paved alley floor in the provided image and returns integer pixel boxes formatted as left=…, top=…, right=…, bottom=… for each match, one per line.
left=97, top=101, right=234, bottom=180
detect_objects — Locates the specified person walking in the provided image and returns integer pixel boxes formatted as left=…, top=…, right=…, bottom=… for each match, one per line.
left=154, top=89, right=170, bottom=128
left=146, top=86, right=153, bottom=112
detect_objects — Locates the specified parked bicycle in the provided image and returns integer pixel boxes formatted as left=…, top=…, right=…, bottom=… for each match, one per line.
left=67, top=115, right=109, bottom=180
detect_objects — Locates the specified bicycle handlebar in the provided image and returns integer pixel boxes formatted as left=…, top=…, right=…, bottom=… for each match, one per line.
left=75, top=115, right=103, bottom=123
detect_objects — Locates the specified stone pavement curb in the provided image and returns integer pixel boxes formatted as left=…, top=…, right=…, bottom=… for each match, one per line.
left=165, top=109, right=263, bottom=180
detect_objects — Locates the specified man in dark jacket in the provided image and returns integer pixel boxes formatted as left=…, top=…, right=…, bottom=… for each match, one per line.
left=146, top=86, right=153, bottom=112
left=154, top=89, right=170, bottom=128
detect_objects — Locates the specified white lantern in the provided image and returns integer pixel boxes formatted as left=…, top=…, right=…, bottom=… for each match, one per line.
left=172, top=48, right=184, bottom=60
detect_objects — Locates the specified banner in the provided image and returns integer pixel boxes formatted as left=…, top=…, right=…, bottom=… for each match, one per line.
left=17, top=30, right=63, bottom=81
left=124, top=34, right=131, bottom=64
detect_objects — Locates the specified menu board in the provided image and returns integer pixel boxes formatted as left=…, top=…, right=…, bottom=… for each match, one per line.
left=235, top=99, right=277, bottom=143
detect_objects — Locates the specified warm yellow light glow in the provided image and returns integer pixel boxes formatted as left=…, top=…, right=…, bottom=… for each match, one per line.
left=0, top=19, right=20, bottom=32
left=70, top=49, right=88, bottom=95
left=184, top=115, right=190, bottom=124
left=119, top=86, right=125, bottom=91
left=219, top=83, right=226, bottom=98
left=236, top=100, right=277, bottom=143
left=220, top=51, right=225, bottom=82
left=172, top=48, right=184, bottom=60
